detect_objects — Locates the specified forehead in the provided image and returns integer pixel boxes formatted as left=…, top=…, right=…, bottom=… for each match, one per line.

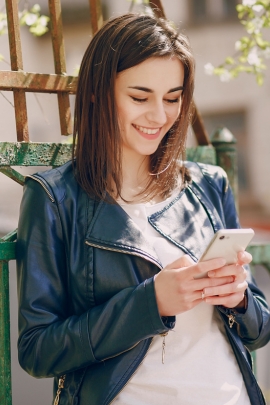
left=115, top=57, right=184, bottom=90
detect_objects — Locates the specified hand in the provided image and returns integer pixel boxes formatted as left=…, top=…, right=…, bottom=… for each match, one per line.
left=154, top=254, right=234, bottom=316
left=203, top=251, right=252, bottom=308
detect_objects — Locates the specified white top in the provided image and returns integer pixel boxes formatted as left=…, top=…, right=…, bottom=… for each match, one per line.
left=114, top=194, right=251, bottom=405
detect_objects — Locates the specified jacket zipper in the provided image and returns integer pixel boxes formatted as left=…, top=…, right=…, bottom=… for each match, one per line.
left=226, top=312, right=254, bottom=370
left=51, top=341, right=141, bottom=404
left=160, top=332, right=168, bottom=364
left=85, top=241, right=163, bottom=270
left=227, top=313, right=236, bottom=328
left=53, top=375, right=66, bottom=405
left=26, top=175, right=55, bottom=202
left=101, top=342, right=141, bottom=362
left=226, top=311, right=244, bottom=338
left=109, top=339, right=154, bottom=405
left=56, top=222, right=161, bottom=404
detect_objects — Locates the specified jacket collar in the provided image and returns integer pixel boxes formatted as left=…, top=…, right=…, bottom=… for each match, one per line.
left=85, top=186, right=224, bottom=264
left=85, top=196, right=162, bottom=268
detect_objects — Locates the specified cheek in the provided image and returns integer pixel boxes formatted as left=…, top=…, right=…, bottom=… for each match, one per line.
left=168, top=105, right=181, bottom=124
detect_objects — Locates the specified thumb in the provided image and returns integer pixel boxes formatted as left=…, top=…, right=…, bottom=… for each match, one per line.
left=165, top=254, right=195, bottom=270
left=237, top=251, right=252, bottom=265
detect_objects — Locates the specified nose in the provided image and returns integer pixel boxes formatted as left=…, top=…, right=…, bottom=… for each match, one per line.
left=145, top=100, right=167, bottom=126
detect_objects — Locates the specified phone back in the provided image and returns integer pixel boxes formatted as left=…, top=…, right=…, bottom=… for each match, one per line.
left=200, top=229, right=254, bottom=264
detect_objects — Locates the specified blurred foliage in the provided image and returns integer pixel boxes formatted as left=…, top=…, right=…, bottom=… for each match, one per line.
left=19, top=4, right=49, bottom=36
left=127, top=0, right=154, bottom=14
left=0, top=3, right=49, bottom=63
left=205, top=0, right=270, bottom=85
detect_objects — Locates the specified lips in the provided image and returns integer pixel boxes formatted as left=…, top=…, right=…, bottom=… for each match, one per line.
left=133, top=124, right=161, bottom=140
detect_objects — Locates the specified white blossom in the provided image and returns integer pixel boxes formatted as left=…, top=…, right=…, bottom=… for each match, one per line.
left=242, top=0, right=256, bottom=6
left=39, top=16, right=48, bottom=27
left=25, top=13, right=38, bottom=26
left=242, top=0, right=264, bottom=12
left=247, top=47, right=261, bottom=66
left=235, top=41, right=242, bottom=51
left=247, top=17, right=264, bottom=34
left=220, top=70, right=231, bottom=82
left=252, top=5, right=264, bottom=12
left=252, top=17, right=263, bottom=32
left=204, top=63, right=214, bottom=75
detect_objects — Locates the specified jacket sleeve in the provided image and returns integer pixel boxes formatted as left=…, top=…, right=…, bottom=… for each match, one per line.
left=218, top=173, right=270, bottom=351
left=16, top=179, right=173, bottom=378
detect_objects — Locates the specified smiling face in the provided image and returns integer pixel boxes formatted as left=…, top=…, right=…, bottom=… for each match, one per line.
left=114, top=57, right=185, bottom=166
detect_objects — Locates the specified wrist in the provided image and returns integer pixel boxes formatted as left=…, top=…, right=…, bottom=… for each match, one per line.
left=234, top=290, right=248, bottom=313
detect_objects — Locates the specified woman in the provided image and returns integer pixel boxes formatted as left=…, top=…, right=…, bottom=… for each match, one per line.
left=17, top=13, right=270, bottom=405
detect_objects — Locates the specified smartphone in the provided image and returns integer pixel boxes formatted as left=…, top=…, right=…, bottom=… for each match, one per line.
left=194, top=228, right=254, bottom=279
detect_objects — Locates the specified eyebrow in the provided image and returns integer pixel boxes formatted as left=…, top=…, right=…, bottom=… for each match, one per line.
left=128, top=86, right=184, bottom=93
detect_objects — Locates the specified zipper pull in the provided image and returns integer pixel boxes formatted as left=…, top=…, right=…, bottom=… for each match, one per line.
left=228, top=314, right=235, bottom=328
left=53, top=375, right=66, bottom=405
left=160, top=332, right=168, bottom=364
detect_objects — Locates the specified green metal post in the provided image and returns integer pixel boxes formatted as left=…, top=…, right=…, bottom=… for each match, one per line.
left=0, top=260, right=12, bottom=405
left=211, top=127, right=238, bottom=211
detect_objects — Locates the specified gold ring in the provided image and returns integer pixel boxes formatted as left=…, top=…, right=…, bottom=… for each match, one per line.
left=201, top=290, right=205, bottom=300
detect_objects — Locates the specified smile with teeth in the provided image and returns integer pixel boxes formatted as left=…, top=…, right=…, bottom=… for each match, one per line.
left=133, top=124, right=160, bottom=135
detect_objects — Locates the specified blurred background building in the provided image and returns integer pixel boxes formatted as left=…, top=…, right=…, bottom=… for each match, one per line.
left=0, top=1, right=270, bottom=404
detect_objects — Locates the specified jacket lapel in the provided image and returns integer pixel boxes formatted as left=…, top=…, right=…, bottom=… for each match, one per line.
left=148, top=187, right=221, bottom=262
left=85, top=198, right=162, bottom=268
left=86, top=184, right=225, bottom=265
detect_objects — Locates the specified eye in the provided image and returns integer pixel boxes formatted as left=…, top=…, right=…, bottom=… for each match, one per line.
left=130, top=96, right=147, bottom=103
left=165, top=98, right=180, bottom=104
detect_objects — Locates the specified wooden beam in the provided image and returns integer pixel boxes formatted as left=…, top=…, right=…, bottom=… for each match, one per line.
left=48, top=0, right=72, bottom=135
left=0, top=71, right=77, bottom=93
left=89, top=0, right=103, bottom=35
left=5, top=0, right=29, bottom=142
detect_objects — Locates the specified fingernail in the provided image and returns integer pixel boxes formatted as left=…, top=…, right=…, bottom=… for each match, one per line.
left=220, top=258, right=227, bottom=266
left=239, top=251, right=245, bottom=258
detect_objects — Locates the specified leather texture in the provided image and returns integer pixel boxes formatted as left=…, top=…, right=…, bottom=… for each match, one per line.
left=16, top=160, right=270, bottom=405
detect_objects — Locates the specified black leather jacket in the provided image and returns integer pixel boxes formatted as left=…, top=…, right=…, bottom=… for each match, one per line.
left=17, top=160, right=270, bottom=405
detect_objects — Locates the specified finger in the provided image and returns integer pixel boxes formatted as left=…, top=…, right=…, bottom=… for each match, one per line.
left=208, top=264, right=247, bottom=279
left=192, top=257, right=226, bottom=279
left=192, top=275, right=234, bottom=291
left=204, top=292, right=245, bottom=308
left=204, top=280, right=248, bottom=297
left=237, top=251, right=252, bottom=265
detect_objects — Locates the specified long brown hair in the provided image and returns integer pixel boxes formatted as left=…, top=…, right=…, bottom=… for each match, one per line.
left=73, top=13, right=195, bottom=201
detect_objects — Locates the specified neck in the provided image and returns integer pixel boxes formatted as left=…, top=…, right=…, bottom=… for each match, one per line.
left=119, top=149, right=150, bottom=202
